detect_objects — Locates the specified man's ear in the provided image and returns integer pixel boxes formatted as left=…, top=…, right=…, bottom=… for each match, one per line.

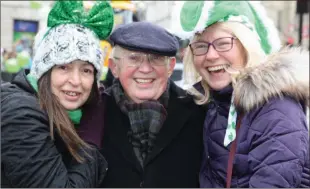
left=168, top=57, right=176, bottom=77
left=108, top=58, right=119, bottom=78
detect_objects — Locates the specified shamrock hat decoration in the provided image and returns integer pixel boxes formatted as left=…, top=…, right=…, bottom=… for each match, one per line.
left=175, top=1, right=281, bottom=54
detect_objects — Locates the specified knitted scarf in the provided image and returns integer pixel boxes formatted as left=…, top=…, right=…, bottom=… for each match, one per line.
left=110, top=79, right=169, bottom=166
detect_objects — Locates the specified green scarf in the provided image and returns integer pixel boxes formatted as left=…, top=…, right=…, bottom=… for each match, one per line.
left=26, top=74, right=82, bottom=125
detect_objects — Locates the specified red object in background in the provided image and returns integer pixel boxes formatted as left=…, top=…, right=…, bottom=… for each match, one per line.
left=287, top=36, right=294, bottom=44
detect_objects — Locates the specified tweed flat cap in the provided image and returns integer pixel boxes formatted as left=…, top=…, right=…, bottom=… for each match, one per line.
left=109, top=21, right=179, bottom=56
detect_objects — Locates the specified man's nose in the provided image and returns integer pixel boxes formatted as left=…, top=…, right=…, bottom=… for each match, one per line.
left=138, top=57, right=153, bottom=73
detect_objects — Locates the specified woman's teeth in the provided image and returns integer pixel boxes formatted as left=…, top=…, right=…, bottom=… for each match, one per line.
left=208, top=65, right=227, bottom=72
left=135, top=79, right=153, bottom=83
left=65, top=91, right=79, bottom=96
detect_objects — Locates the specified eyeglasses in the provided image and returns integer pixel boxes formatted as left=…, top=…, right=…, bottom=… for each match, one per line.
left=114, top=52, right=169, bottom=67
left=189, top=37, right=238, bottom=56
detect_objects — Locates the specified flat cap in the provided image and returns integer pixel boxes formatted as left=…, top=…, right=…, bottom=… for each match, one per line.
left=109, top=21, right=179, bottom=56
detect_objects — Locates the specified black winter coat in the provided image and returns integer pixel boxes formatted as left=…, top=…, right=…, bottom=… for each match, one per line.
left=1, top=70, right=107, bottom=187
left=99, top=82, right=206, bottom=188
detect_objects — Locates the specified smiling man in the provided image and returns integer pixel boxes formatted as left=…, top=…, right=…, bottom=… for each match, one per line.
left=97, top=21, right=206, bottom=187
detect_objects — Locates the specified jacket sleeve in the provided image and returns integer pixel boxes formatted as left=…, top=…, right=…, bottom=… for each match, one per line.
left=1, top=94, right=107, bottom=188
left=248, top=98, right=309, bottom=188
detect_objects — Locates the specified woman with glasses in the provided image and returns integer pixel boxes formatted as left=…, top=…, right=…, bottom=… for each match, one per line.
left=176, top=1, right=309, bottom=188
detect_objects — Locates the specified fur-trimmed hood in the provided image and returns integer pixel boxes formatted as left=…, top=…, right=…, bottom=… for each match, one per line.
left=233, top=47, right=309, bottom=113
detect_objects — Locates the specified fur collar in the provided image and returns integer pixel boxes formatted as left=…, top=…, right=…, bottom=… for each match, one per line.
left=233, top=47, right=309, bottom=113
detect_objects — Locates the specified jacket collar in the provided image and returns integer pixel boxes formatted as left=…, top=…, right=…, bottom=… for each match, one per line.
left=210, top=84, right=233, bottom=104
left=233, top=47, right=309, bottom=113
left=144, top=87, right=194, bottom=165
left=11, top=69, right=37, bottom=95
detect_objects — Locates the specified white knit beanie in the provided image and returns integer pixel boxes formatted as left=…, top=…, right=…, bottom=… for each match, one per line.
left=31, top=24, right=103, bottom=80
left=30, top=1, right=114, bottom=80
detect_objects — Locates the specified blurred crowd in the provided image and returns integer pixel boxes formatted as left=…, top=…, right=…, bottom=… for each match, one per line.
left=1, top=44, right=32, bottom=82
left=1, top=48, right=32, bottom=73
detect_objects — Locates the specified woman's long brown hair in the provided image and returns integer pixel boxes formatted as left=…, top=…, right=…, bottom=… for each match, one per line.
left=38, top=69, right=99, bottom=163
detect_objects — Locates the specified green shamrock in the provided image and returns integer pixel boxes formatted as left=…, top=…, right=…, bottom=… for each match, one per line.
left=228, top=132, right=233, bottom=141
left=231, top=109, right=236, bottom=116
left=231, top=121, right=236, bottom=129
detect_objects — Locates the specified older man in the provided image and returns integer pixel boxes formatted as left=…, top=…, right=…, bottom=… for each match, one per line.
left=83, top=22, right=205, bottom=187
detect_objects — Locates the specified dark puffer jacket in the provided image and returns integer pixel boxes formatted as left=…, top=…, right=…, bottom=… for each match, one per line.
left=200, top=48, right=310, bottom=188
left=1, top=70, right=108, bottom=187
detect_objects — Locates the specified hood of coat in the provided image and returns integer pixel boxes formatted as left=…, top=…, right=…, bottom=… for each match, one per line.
left=233, top=47, right=309, bottom=113
left=1, top=70, right=36, bottom=98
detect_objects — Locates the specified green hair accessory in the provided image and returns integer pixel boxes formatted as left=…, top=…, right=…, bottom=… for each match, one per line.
left=47, top=0, right=114, bottom=40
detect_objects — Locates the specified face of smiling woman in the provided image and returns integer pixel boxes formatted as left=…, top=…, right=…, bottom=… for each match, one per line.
left=50, top=60, right=95, bottom=110
left=191, top=23, right=246, bottom=91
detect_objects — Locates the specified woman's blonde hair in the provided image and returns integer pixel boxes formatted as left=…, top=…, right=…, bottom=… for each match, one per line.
left=183, top=22, right=267, bottom=105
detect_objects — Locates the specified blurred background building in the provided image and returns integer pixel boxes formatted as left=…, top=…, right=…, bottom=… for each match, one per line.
left=1, top=1, right=52, bottom=55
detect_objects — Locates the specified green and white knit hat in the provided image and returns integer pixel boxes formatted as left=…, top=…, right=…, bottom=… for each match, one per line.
left=174, top=1, right=281, bottom=54
left=31, top=1, right=114, bottom=81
